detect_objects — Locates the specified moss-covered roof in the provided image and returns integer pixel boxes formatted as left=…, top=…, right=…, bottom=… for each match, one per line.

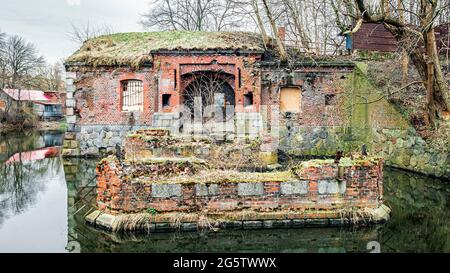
left=66, top=31, right=267, bottom=67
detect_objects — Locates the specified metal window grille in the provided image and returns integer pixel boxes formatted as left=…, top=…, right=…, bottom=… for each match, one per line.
left=122, top=80, right=143, bottom=111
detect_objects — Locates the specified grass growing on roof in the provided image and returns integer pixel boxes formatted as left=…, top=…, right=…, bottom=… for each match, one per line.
left=66, top=31, right=267, bottom=67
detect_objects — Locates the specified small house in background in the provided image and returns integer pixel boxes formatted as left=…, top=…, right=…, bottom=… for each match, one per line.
left=351, top=22, right=398, bottom=52
left=0, top=89, right=64, bottom=120
left=350, top=22, right=450, bottom=55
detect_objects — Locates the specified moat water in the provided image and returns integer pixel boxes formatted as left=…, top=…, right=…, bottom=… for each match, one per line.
left=0, top=131, right=448, bottom=253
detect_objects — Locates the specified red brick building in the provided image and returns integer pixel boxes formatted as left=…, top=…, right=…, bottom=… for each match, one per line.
left=64, top=31, right=354, bottom=156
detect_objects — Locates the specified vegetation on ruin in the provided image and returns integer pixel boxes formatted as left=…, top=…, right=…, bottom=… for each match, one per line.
left=66, top=31, right=270, bottom=67
left=142, top=169, right=296, bottom=184
left=108, top=207, right=383, bottom=232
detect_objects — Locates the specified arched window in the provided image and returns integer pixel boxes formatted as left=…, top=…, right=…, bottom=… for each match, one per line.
left=121, top=80, right=143, bottom=111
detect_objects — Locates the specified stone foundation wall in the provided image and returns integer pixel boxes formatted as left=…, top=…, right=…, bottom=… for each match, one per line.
left=63, top=125, right=153, bottom=157
left=278, top=126, right=370, bottom=156
left=95, top=157, right=383, bottom=215
left=372, top=128, right=449, bottom=179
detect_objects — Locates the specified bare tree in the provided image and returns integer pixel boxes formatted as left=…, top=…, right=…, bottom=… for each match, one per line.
left=282, top=0, right=313, bottom=52
left=0, top=30, right=11, bottom=90
left=67, top=21, right=114, bottom=45
left=31, top=62, right=65, bottom=91
left=139, top=0, right=245, bottom=31
left=353, top=0, right=450, bottom=126
left=0, top=30, right=6, bottom=89
left=0, top=34, right=45, bottom=126
left=3, top=35, right=45, bottom=89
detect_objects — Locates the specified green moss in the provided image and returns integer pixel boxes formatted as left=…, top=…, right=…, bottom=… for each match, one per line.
left=99, top=155, right=118, bottom=165
left=58, top=117, right=68, bottom=131
left=294, top=156, right=381, bottom=170
left=333, top=61, right=409, bottom=153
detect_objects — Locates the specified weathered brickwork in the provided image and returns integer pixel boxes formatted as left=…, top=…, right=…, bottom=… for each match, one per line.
left=68, top=54, right=262, bottom=126
left=72, top=67, right=156, bottom=126
left=260, top=66, right=353, bottom=130
left=96, top=157, right=383, bottom=215
left=65, top=52, right=272, bottom=155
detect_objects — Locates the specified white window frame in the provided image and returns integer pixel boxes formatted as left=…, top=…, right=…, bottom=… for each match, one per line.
left=122, top=80, right=143, bottom=112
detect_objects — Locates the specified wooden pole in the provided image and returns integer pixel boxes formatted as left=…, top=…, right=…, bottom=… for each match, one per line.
left=426, top=29, right=435, bottom=125
left=399, top=0, right=409, bottom=84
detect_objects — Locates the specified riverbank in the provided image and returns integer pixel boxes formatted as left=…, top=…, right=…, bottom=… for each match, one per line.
left=0, top=119, right=66, bottom=134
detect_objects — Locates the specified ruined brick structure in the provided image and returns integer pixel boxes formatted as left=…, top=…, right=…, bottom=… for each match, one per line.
left=87, top=149, right=388, bottom=232
left=96, top=157, right=384, bottom=215
left=63, top=31, right=355, bottom=156
left=81, top=129, right=390, bottom=232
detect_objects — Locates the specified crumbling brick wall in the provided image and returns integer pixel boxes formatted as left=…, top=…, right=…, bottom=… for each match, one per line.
left=260, top=66, right=352, bottom=129
left=69, top=53, right=262, bottom=127
left=96, top=157, right=383, bottom=215
left=72, top=67, right=156, bottom=126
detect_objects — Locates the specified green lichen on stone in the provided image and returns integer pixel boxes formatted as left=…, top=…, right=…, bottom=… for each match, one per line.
left=99, top=155, right=118, bottom=165
left=329, top=61, right=410, bottom=154
left=293, top=156, right=381, bottom=170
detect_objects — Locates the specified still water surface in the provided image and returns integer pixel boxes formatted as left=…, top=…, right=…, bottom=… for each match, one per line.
left=0, top=131, right=449, bottom=253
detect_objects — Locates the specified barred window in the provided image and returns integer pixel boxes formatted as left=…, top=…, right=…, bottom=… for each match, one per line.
left=121, top=80, right=143, bottom=111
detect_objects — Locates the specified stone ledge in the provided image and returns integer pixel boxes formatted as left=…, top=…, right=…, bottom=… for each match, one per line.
left=85, top=205, right=391, bottom=233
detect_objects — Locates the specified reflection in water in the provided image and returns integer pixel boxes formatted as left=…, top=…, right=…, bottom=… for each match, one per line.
left=379, top=168, right=450, bottom=252
left=0, top=156, right=67, bottom=252
left=0, top=131, right=448, bottom=253
left=0, top=131, right=67, bottom=253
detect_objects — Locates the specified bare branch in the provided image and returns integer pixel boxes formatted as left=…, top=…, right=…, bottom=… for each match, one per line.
left=67, top=21, right=115, bottom=45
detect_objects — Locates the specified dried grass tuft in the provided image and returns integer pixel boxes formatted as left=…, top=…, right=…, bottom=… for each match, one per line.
left=112, top=213, right=154, bottom=232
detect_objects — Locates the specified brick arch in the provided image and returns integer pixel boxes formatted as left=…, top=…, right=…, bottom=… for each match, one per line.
left=181, top=71, right=236, bottom=121
left=180, top=70, right=235, bottom=94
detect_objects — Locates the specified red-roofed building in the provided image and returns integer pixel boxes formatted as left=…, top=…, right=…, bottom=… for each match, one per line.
left=0, top=88, right=64, bottom=120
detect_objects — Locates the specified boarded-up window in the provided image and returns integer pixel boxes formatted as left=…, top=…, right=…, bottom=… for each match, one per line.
left=280, top=87, right=301, bottom=113
left=122, top=80, right=143, bottom=111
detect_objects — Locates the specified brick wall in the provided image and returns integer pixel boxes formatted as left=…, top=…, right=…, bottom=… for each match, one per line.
left=72, top=67, right=156, bottom=126
left=68, top=53, right=262, bottom=127
left=65, top=53, right=354, bottom=156
left=261, top=67, right=351, bottom=129
left=96, top=157, right=383, bottom=215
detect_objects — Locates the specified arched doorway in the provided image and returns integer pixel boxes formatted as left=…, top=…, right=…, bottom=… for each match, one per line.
left=181, top=72, right=235, bottom=135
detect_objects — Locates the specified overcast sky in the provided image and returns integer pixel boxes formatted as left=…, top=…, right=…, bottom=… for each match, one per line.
left=0, top=0, right=151, bottom=63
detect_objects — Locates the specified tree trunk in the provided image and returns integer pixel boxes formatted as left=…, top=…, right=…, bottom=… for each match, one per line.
left=354, top=0, right=449, bottom=124
left=252, top=0, right=270, bottom=48
left=261, top=0, right=288, bottom=62
left=406, top=28, right=450, bottom=125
